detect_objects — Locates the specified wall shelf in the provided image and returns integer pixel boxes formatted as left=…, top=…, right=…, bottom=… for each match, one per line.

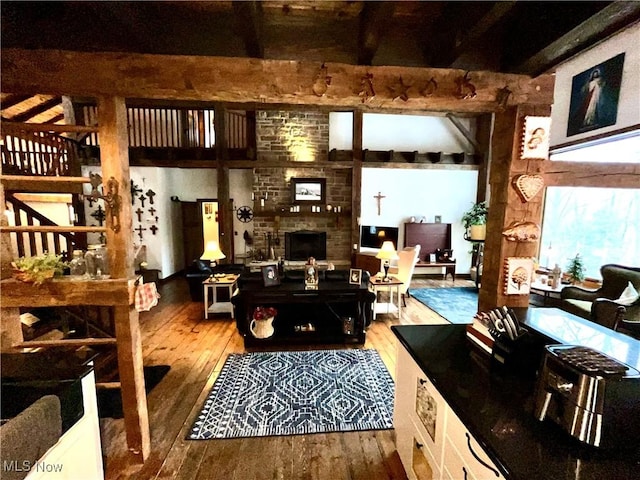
left=253, top=210, right=351, bottom=218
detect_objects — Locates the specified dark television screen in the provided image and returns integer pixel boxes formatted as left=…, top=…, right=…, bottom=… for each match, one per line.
left=360, top=225, right=399, bottom=249
left=285, top=231, right=327, bottom=261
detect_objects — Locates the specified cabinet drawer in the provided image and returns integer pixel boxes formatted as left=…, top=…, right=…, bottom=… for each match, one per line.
left=446, top=410, right=503, bottom=479
left=443, top=437, right=475, bottom=480
left=397, top=423, right=442, bottom=480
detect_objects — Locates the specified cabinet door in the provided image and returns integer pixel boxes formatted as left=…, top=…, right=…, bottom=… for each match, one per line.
left=443, top=437, right=476, bottom=480
left=396, top=345, right=447, bottom=474
left=446, top=409, right=503, bottom=479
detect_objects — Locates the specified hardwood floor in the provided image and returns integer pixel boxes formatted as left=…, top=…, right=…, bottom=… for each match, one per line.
left=101, top=275, right=474, bottom=479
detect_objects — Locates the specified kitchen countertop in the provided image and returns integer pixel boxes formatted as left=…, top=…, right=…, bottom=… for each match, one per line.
left=1, top=349, right=97, bottom=431
left=392, top=311, right=640, bottom=480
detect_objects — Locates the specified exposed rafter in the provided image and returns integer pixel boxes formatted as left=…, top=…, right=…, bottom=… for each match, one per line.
left=357, top=1, right=396, bottom=65
left=514, top=2, right=640, bottom=75
left=1, top=94, right=32, bottom=110
left=8, top=96, right=61, bottom=122
left=232, top=1, right=264, bottom=58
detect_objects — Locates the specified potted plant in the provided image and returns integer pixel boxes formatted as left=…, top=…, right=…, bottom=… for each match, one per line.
left=565, top=253, right=586, bottom=284
left=461, top=201, right=488, bottom=241
left=12, top=252, right=68, bottom=285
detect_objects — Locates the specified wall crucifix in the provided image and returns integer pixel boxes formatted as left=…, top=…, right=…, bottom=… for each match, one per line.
left=374, top=191, right=386, bottom=216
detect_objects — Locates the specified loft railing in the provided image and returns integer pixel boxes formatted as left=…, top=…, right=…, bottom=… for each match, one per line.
left=1, top=124, right=82, bottom=176
left=79, top=105, right=249, bottom=149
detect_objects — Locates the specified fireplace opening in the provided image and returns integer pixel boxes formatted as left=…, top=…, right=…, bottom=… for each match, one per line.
left=285, top=230, right=327, bottom=261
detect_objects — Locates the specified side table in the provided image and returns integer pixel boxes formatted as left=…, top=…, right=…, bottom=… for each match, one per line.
left=203, top=274, right=239, bottom=319
left=369, top=276, right=403, bottom=320
left=530, top=281, right=564, bottom=306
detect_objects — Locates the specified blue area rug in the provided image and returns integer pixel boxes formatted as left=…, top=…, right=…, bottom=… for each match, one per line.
left=408, top=287, right=478, bottom=324
left=188, top=349, right=394, bottom=440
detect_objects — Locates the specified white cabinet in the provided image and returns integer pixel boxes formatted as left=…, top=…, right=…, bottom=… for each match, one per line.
left=26, top=368, right=104, bottom=480
left=395, top=341, right=503, bottom=480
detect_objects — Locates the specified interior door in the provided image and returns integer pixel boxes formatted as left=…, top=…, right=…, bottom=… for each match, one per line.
left=181, top=201, right=204, bottom=269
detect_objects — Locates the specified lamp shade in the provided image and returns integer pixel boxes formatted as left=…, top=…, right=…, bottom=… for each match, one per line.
left=201, top=240, right=226, bottom=262
left=376, top=241, right=399, bottom=260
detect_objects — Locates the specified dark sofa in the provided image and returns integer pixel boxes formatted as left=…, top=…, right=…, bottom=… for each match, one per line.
left=185, top=260, right=246, bottom=301
left=560, top=264, right=640, bottom=337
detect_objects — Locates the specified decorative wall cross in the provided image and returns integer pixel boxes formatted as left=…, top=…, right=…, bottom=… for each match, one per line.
left=146, top=189, right=156, bottom=205
left=150, top=225, right=158, bottom=235
left=90, top=204, right=106, bottom=225
left=148, top=206, right=156, bottom=217
left=131, top=181, right=143, bottom=205
left=135, top=208, right=144, bottom=222
left=374, top=191, right=386, bottom=216
left=138, top=194, right=146, bottom=207
left=135, top=225, right=146, bottom=241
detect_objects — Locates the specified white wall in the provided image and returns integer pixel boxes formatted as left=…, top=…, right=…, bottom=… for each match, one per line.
left=363, top=113, right=474, bottom=153
left=550, top=22, right=640, bottom=147
left=361, top=168, right=478, bottom=274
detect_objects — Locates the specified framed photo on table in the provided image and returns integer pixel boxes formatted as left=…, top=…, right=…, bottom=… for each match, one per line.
left=261, top=265, right=280, bottom=287
left=349, top=268, right=362, bottom=285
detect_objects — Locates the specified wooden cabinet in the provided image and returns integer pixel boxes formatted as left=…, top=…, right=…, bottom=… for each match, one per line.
left=354, top=252, right=381, bottom=275
left=395, top=341, right=503, bottom=480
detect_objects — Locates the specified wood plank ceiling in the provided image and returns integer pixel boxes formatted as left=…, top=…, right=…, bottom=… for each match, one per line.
left=2, top=1, right=640, bottom=122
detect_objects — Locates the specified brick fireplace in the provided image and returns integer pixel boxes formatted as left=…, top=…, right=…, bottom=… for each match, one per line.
left=251, top=111, right=353, bottom=263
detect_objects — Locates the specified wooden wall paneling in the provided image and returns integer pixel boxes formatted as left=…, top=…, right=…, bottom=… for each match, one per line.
left=97, top=96, right=150, bottom=462
left=1, top=49, right=554, bottom=114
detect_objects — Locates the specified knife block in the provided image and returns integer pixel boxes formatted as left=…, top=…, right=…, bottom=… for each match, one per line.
left=491, top=328, right=539, bottom=377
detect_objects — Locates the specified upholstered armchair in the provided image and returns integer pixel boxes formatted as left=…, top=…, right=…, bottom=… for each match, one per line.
left=560, top=264, right=640, bottom=332
left=388, top=245, right=421, bottom=306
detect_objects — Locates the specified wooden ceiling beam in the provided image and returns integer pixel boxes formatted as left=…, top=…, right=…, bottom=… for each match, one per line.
left=232, top=1, right=264, bottom=58
left=9, top=96, right=62, bottom=122
left=437, top=1, right=517, bottom=68
left=357, top=1, right=396, bottom=65
left=513, top=2, right=640, bottom=75
left=1, top=48, right=553, bottom=114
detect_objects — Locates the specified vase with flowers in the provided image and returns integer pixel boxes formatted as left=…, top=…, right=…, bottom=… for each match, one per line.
left=250, top=306, right=277, bottom=339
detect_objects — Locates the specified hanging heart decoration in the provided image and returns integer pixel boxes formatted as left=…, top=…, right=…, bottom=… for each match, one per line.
left=512, top=174, right=544, bottom=203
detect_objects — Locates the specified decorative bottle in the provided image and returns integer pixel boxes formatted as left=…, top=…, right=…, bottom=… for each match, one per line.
left=551, top=263, right=562, bottom=289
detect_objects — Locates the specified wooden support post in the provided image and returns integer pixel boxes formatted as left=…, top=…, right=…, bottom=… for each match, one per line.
left=0, top=172, right=23, bottom=350
left=97, top=96, right=150, bottom=462
left=351, top=111, right=363, bottom=254
left=215, top=105, right=233, bottom=260
left=479, top=105, right=550, bottom=312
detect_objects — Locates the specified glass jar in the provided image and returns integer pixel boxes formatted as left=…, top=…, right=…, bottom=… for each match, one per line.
left=69, top=250, right=87, bottom=277
left=94, top=245, right=109, bottom=277
left=85, top=247, right=97, bottom=279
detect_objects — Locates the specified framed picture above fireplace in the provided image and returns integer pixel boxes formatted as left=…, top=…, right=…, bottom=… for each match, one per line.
left=291, top=178, right=326, bottom=204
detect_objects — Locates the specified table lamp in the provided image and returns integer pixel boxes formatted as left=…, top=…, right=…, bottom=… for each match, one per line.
left=201, top=240, right=226, bottom=269
left=376, top=241, right=398, bottom=282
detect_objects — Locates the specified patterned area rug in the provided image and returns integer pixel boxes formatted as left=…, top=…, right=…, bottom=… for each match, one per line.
left=188, top=349, right=394, bottom=440
left=408, top=287, right=478, bottom=324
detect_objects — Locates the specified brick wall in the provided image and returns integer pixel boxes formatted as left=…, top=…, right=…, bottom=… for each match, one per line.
left=256, top=111, right=329, bottom=162
left=252, top=110, right=352, bottom=262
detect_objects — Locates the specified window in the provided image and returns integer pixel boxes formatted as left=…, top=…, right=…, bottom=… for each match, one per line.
left=540, top=187, right=640, bottom=278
